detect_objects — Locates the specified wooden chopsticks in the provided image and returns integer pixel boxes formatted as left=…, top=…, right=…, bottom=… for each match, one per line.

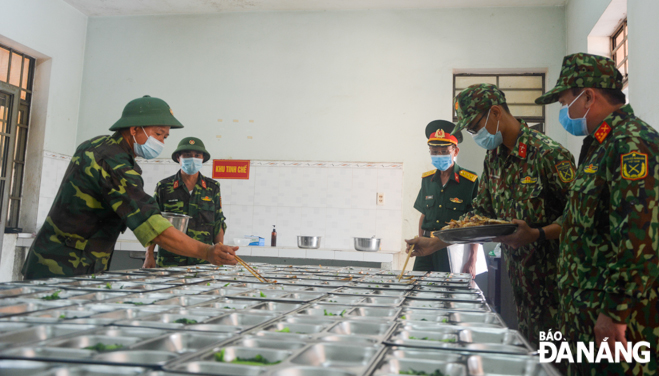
left=398, top=236, right=417, bottom=282
left=235, top=255, right=269, bottom=283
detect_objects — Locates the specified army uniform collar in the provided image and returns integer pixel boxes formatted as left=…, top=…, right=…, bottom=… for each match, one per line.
left=592, top=104, right=634, bottom=144
left=173, top=170, right=208, bottom=191
left=492, top=119, right=529, bottom=160
left=112, top=131, right=134, bottom=156
left=432, top=163, right=462, bottom=184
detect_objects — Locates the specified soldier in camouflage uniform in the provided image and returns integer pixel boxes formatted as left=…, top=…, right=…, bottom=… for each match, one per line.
left=21, top=96, right=238, bottom=279
left=407, top=84, right=576, bottom=356
left=536, top=53, right=659, bottom=376
left=143, top=137, right=227, bottom=268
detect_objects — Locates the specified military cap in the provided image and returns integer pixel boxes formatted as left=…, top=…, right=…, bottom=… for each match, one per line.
left=425, top=120, right=462, bottom=146
left=453, top=84, right=507, bottom=134
left=535, top=53, right=624, bottom=105
left=172, top=137, right=211, bottom=163
left=110, top=95, right=184, bottom=131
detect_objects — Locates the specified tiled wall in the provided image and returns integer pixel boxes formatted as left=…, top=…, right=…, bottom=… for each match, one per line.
left=36, top=154, right=404, bottom=252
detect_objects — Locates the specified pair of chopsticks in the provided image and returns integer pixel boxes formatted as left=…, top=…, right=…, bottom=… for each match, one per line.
left=235, top=255, right=269, bottom=283
left=398, top=236, right=418, bottom=281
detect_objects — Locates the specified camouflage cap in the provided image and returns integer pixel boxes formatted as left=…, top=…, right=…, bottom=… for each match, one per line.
left=453, top=83, right=506, bottom=134
left=535, top=53, right=624, bottom=105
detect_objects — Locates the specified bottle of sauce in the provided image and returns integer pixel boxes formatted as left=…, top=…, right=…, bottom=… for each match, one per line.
left=271, top=225, right=277, bottom=247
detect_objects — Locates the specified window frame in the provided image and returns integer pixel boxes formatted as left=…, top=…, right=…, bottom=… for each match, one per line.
left=452, top=73, right=546, bottom=133
left=610, top=19, right=628, bottom=89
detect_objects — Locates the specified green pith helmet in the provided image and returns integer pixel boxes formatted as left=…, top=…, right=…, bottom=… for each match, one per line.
left=172, top=137, right=211, bottom=163
left=109, top=95, right=184, bottom=131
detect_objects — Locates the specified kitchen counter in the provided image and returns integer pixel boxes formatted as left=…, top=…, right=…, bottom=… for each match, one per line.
left=14, top=236, right=407, bottom=270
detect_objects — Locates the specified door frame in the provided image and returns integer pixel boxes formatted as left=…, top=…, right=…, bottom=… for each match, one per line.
left=0, top=82, right=22, bottom=262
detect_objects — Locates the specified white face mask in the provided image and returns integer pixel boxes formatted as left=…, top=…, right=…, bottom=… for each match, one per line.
left=133, top=127, right=164, bottom=159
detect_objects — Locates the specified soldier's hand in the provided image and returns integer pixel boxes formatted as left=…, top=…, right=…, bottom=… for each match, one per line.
left=205, top=244, right=238, bottom=266
left=493, top=219, right=536, bottom=250
left=595, top=313, right=628, bottom=357
left=405, top=237, right=442, bottom=258
left=142, top=255, right=156, bottom=269
left=461, top=258, right=476, bottom=279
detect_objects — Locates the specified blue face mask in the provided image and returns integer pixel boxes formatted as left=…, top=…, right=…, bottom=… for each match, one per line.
left=472, top=109, right=503, bottom=150
left=180, top=157, right=203, bottom=175
left=431, top=155, right=453, bottom=171
left=559, top=90, right=590, bottom=136
left=133, top=127, right=164, bottom=159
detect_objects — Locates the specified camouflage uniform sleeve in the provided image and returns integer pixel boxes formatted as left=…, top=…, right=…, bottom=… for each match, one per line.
left=463, top=162, right=495, bottom=220
left=541, top=147, right=575, bottom=227
left=98, top=161, right=172, bottom=247
left=601, top=138, right=659, bottom=323
left=153, top=181, right=164, bottom=211
left=214, top=183, right=227, bottom=238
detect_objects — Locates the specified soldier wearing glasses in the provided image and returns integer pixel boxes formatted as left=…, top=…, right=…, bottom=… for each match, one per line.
left=413, top=120, right=479, bottom=275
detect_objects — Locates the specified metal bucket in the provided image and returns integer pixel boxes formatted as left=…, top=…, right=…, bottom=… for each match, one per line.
left=161, top=212, right=192, bottom=233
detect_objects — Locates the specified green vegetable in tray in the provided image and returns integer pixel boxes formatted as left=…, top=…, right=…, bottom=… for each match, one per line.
left=224, top=282, right=231, bottom=287
left=400, top=315, right=407, bottom=320
left=409, top=336, right=456, bottom=343
left=105, top=283, right=112, bottom=289
left=260, top=291, right=266, bottom=298
left=59, top=314, right=66, bottom=319
left=84, top=343, right=124, bottom=352
left=174, top=318, right=198, bottom=324
left=276, top=327, right=291, bottom=333
left=441, top=318, right=448, bottom=323
left=91, top=274, right=96, bottom=279
left=400, top=369, right=444, bottom=376
left=214, top=349, right=281, bottom=365
left=41, top=290, right=62, bottom=300
left=124, top=301, right=145, bottom=305
left=340, top=309, right=346, bottom=317
left=421, top=318, right=428, bottom=321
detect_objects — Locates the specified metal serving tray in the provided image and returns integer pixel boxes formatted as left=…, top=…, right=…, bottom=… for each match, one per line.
left=398, top=310, right=506, bottom=327
left=0, top=324, right=97, bottom=350
left=385, top=323, right=535, bottom=355
left=408, top=291, right=485, bottom=303
left=403, top=299, right=491, bottom=312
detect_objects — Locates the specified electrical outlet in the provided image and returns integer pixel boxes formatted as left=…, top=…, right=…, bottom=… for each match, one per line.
left=377, top=192, right=385, bottom=206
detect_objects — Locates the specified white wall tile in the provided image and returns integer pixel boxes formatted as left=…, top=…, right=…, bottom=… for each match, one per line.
left=377, top=168, right=403, bottom=211
left=349, top=209, right=378, bottom=239
left=299, top=207, right=326, bottom=238
left=228, top=177, right=255, bottom=206
left=351, top=168, right=378, bottom=209
left=376, top=210, right=403, bottom=252
left=253, top=166, right=279, bottom=207
left=276, top=206, right=302, bottom=247
left=251, top=247, right=278, bottom=257
left=306, top=249, right=335, bottom=260
left=298, top=167, right=328, bottom=208
left=252, top=205, right=278, bottom=244
left=326, top=168, right=352, bottom=208
left=277, top=167, right=304, bottom=207
left=223, top=204, right=253, bottom=242
left=324, top=208, right=352, bottom=250
left=334, top=251, right=364, bottom=262
left=363, top=252, right=391, bottom=262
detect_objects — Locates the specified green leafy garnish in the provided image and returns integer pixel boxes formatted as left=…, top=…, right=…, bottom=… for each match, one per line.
left=59, top=314, right=66, bottom=319
left=174, top=318, right=198, bottom=324
left=400, top=315, right=407, bottom=320
left=441, top=318, right=448, bottom=323
left=207, top=283, right=211, bottom=286
left=224, top=283, right=230, bottom=287
left=84, top=343, right=124, bottom=351
left=421, top=318, right=428, bottom=321
left=276, top=327, right=290, bottom=333
left=91, top=274, right=96, bottom=279
left=340, top=309, right=346, bottom=317
left=260, top=291, right=266, bottom=298
left=105, top=283, right=112, bottom=289
left=41, top=290, right=62, bottom=300
left=214, top=349, right=281, bottom=365
left=124, top=301, right=145, bottom=305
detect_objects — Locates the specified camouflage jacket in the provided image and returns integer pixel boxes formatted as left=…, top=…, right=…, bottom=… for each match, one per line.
left=414, top=164, right=479, bottom=231
left=465, top=120, right=576, bottom=304
left=21, top=132, right=172, bottom=279
left=559, top=104, right=659, bottom=323
left=154, top=171, right=227, bottom=267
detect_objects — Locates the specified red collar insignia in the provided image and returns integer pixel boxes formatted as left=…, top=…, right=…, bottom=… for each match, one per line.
left=518, top=143, right=527, bottom=158
left=594, top=122, right=612, bottom=143
left=201, top=180, right=207, bottom=189
left=454, top=172, right=460, bottom=183
left=173, top=181, right=179, bottom=189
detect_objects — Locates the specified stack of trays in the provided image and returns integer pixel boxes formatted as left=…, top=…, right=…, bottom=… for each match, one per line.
left=0, top=264, right=561, bottom=376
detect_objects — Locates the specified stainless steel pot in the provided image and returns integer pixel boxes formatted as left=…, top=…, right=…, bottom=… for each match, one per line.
left=297, top=236, right=321, bottom=249
left=161, top=212, right=192, bottom=233
left=354, top=237, right=380, bottom=252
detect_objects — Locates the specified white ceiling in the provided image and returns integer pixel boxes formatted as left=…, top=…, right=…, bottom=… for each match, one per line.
left=63, top=0, right=567, bottom=17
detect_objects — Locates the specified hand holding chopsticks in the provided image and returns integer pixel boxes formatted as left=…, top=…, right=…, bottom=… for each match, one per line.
left=398, top=236, right=418, bottom=281
left=235, top=255, right=269, bottom=283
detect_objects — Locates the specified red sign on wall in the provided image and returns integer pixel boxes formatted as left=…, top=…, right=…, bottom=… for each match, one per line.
left=212, top=160, right=250, bottom=179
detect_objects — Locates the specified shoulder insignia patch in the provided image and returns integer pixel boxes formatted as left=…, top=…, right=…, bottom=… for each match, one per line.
left=459, top=170, right=477, bottom=182
left=422, top=169, right=437, bottom=178
left=594, top=122, right=612, bottom=144
left=583, top=164, right=599, bottom=174
left=173, top=181, right=179, bottom=189
left=555, top=161, right=575, bottom=183
left=621, top=152, right=648, bottom=180
left=449, top=197, right=463, bottom=204
left=518, top=143, right=527, bottom=158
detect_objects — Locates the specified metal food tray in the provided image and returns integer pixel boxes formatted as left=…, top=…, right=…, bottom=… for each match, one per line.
left=384, top=322, right=535, bottom=355
left=0, top=359, right=149, bottom=375
left=365, top=346, right=561, bottom=376
left=407, top=291, right=486, bottom=303
left=398, top=309, right=506, bottom=328
left=403, top=298, right=491, bottom=312
left=293, top=304, right=403, bottom=322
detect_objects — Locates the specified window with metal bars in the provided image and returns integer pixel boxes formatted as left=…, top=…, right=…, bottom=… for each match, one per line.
left=0, top=43, right=35, bottom=229
left=453, top=73, right=546, bottom=133
left=611, top=19, right=628, bottom=89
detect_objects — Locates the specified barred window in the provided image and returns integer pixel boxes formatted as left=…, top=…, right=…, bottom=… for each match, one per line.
left=610, top=19, right=628, bottom=88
